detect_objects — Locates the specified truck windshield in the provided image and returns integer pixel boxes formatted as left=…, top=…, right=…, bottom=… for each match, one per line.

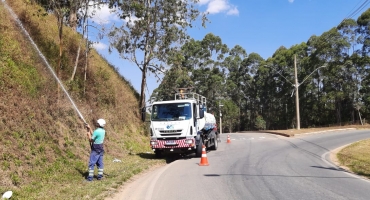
left=151, top=103, right=192, bottom=121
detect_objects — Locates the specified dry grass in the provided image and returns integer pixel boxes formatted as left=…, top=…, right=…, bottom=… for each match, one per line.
left=2, top=1, right=370, bottom=199
left=337, top=139, right=370, bottom=179
left=0, top=1, right=166, bottom=199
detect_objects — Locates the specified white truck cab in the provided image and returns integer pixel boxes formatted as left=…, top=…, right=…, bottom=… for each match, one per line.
left=142, top=93, right=218, bottom=158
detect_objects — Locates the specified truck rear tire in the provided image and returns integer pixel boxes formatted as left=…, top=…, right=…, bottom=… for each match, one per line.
left=210, top=137, right=218, bottom=150
left=195, top=139, right=203, bottom=157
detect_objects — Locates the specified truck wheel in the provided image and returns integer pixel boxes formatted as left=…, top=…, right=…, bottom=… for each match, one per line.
left=155, top=150, right=162, bottom=158
left=195, top=140, right=203, bottom=158
left=210, top=137, right=218, bottom=150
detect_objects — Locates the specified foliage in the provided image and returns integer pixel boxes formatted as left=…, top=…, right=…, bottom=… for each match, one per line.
left=1, top=0, right=164, bottom=199
left=108, top=0, right=207, bottom=109
left=153, top=8, right=370, bottom=132
left=255, top=115, right=266, bottom=130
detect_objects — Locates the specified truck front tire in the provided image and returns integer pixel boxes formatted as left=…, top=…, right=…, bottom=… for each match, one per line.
left=195, top=139, right=203, bottom=157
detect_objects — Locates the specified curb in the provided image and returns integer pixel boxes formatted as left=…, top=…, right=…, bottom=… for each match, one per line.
left=238, top=128, right=359, bottom=137
left=301, top=128, right=356, bottom=135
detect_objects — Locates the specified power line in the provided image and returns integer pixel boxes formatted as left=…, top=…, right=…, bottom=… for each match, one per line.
left=344, top=0, right=366, bottom=19
left=342, top=0, right=370, bottom=23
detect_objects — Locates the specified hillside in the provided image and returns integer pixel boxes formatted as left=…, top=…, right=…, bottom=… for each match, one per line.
left=0, top=0, right=164, bottom=199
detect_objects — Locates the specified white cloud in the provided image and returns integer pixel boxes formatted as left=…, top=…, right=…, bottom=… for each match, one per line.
left=199, top=0, right=212, bottom=5
left=288, top=0, right=294, bottom=3
left=200, top=0, right=239, bottom=16
left=227, top=6, right=239, bottom=16
left=92, top=42, right=108, bottom=51
left=124, top=15, right=142, bottom=27
left=89, top=4, right=119, bottom=25
left=88, top=4, right=142, bottom=27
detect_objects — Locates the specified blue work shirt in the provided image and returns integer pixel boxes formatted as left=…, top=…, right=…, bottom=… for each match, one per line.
left=92, top=128, right=105, bottom=144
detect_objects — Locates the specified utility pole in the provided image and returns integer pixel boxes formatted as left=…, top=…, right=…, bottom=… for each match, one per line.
left=219, top=104, right=224, bottom=134
left=220, top=112, right=222, bottom=134
left=294, top=55, right=300, bottom=130
left=267, top=57, right=325, bottom=130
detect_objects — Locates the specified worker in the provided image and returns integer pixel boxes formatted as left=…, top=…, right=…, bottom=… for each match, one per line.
left=85, top=118, right=106, bottom=181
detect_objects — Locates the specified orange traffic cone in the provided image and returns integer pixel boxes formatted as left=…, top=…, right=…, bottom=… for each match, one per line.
left=199, top=145, right=209, bottom=166
left=227, top=135, right=231, bottom=143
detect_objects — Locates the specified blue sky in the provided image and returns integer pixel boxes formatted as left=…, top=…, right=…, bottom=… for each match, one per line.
left=88, top=0, right=368, bottom=101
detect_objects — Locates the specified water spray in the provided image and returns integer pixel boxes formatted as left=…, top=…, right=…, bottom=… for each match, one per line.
left=2, top=0, right=87, bottom=124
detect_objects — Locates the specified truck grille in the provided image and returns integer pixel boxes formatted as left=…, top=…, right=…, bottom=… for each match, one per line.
left=159, top=129, right=182, bottom=136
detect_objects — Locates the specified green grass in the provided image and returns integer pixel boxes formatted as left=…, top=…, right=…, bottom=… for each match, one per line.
left=337, top=139, right=370, bottom=179
left=0, top=1, right=163, bottom=199
left=8, top=153, right=165, bottom=200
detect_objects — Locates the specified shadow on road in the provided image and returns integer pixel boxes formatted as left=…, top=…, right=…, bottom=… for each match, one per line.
left=137, top=152, right=199, bottom=164
left=311, top=165, right=345, bottom=171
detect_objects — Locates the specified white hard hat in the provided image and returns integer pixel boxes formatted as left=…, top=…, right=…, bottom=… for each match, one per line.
left=97, top=119, right=106, bottom=127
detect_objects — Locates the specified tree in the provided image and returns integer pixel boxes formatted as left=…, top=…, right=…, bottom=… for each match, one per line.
left=108, top=0, right=207, bottom=109
left=221, top=100, right=239, bottom=132
left=255, top=115, right=266, bottom=130
left=224, top=45, right=247, bottom=131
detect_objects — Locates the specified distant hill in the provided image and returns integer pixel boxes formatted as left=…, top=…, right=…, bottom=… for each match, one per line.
left=0, top=0, right=164, bottom=199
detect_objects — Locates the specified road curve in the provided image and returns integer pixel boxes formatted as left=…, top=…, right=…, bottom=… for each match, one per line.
left=107, top=130, right=370, bottom=200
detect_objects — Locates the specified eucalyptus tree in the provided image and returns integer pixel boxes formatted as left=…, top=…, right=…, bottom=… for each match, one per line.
left=259, top=46, right=302, bottom=129
left=241, top=52, right=263, bottom=130
left=307, top=27, right=352, bottom=125
left=337, top=19, right=365, bottom=122
left=223, top=46, right=263, bottom=131
left=199, top=33, right=229, bottom=69
left=357, top=8, right=370, bottom=56
left=181, top=33, right=229, bottom=111
left=253, top=60, right=275, bottom=129
left=107, top=0, right=207, bottom=109
left=220, top=99, right=238, bottom=132
left=223, top=45, right=247, bottom=131
left=191, top=33, right=229, bottom=109
left=151, top=66, right=193, bottom=102
left=356, top=8, right=370, bottom=118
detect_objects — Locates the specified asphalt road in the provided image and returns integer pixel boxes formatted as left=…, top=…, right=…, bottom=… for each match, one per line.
left=107, top=130, right=370, bottom=200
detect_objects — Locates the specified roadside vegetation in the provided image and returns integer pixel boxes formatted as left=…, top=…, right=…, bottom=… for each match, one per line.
left=337, top=139, right=370, bottom=179
left=2, top=0, right=370, bottom=199
left=0, top=1, right=165, bottom=199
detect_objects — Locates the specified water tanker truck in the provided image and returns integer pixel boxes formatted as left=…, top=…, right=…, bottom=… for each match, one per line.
left=141, top=92, right=219, bottom=158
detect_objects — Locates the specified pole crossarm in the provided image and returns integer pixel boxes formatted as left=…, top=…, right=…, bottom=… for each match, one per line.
left=298, top=65, right=326, bottom=87
left=264, top=65, right=295, bottom=86
left=266, top=60, right=326, bottom=130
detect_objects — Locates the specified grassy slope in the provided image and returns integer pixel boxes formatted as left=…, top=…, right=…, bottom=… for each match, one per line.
left=337, top=139, right=370, bottom=179
left=2, top=1, right=369, bottom=199
left=0, top=1, right=164, bottom=199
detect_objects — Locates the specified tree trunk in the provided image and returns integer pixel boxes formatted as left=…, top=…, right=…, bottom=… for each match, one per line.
left=69, top=9, right=77, bottom=31
left=71, top=45, right=81, bottom=81
left=57, top=15, right=63, bottom=102
left=358, top=109, right=363, bottom=125
left=140, top=66, right=147, bottom=109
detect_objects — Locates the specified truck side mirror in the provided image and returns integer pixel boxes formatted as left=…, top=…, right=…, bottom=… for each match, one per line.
left=141, top=107, right=146, bottom=122
left=199, top=107, right=204, bottom=119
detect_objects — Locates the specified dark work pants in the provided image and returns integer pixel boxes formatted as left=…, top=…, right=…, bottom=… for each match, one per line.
left=87, top=150, right=104, bottom=181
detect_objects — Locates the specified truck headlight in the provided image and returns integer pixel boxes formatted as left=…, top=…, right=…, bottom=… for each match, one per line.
left=150, top=140, right=158, bottom=146
left=185, top=139, right=193, bottom=144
